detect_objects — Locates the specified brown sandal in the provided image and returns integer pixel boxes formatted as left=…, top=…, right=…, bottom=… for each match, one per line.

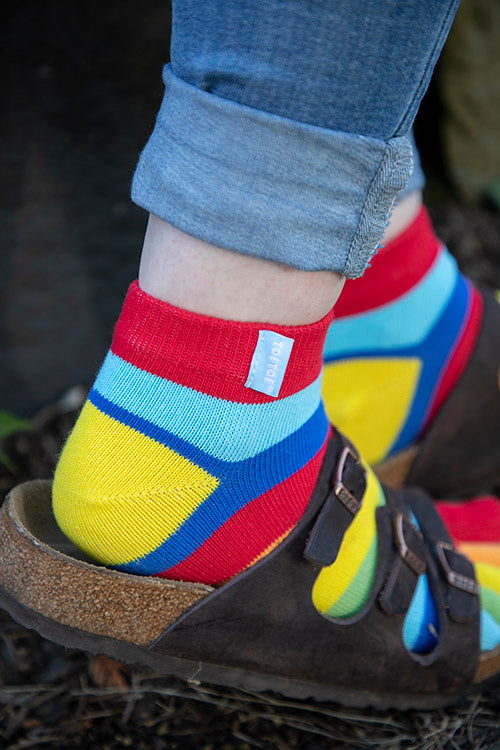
left=376, top=290, right=500, bottom=497
left=1, top=433, right=499, bottom=709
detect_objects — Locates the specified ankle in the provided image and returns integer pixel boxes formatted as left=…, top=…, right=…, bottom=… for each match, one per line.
left=139, top=214, right=344, bottom=325
left=383, top=190, right=422, bottom=245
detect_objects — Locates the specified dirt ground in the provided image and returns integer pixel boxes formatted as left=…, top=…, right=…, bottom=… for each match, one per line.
left=2, top=3, right=500, bottom=749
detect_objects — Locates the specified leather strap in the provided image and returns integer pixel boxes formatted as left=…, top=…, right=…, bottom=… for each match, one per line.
left=407, top=489, right=479, bottom=624
left=379, top=512, right=427, bottom=615
left=304, top=435, right=366, bottom=566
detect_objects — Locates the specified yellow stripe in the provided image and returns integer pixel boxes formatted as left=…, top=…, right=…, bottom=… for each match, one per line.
left=53, top=401, right=218, bottom=566
left=475, top=562, right=500, bottom=594
left=312, top=466, right=385, bottom=614
left=322, top=357, right=421, bottom=465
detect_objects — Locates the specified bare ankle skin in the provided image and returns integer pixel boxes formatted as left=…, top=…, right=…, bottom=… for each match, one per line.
left=139, top=214, right=345, bottom=325
left=383, top=190, right=423, bottom=245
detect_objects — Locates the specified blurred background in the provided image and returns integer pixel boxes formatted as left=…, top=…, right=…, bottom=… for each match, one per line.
left=2, top=0, right=500, bottom=418
left=2, top=1, right=171, bottom=417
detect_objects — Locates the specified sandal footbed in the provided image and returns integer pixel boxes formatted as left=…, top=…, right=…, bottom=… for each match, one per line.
left=0, top=479, right=210, bottom=646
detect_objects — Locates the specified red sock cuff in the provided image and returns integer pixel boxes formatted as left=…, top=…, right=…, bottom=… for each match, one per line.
left=335, top=207, right=441, bottom=318
left=111, top=281, right=334, bottom=402
left=437, top=496, right=500, bottom=544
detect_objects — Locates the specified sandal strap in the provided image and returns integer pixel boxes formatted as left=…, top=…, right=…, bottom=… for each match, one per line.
left=407, top=489, right=480, bottom=623
left=304, top=434, right=366, bottom=566
left=378, top=509, right=427, bottom=615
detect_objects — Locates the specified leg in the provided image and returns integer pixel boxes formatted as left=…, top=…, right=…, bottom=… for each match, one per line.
left=54, top=0, right=480, bottom=646
left=139, top=214, right=344, bottom=324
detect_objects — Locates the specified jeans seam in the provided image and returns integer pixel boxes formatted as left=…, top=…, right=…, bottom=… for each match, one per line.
left=342, top=137, right=413, bottom=278
left=395, top=0, right=460, bottom=137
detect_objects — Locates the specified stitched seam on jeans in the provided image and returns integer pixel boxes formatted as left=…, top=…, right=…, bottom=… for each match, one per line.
left=341, top=137, right=412, bottom=279
left=395, top=0, right=460, bottom=136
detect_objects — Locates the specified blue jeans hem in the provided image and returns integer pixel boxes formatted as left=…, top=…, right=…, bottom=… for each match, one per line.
left=132, top=65, right=413, bottom=277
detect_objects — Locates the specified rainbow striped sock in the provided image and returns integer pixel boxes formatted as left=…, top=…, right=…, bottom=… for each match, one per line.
left=322, top=207, right=482, bottom=465
left=312, top=462, right=443, bottom=653
left=319, top=208, right=500, bottom=653
left=312, top=463, right=500, bottom=654
left=52, top=280, right=500, bottom=655
left=53, top=282, right=332, bottom=585
left=53, top=281, right=443, bottom=651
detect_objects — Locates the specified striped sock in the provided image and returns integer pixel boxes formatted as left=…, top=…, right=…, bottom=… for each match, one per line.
left=53, top=281, right=442, bottom=651
left=313, top=467, right=500, bottom=654
left=53, top=281, right=332, bottom=585
left=319, top=207, right=500, bottom=652
left=322, top=207, right=483, bottom=465
left=52, top=281, right=500, bottom=655
left=312, top=463, right=443, bottom=654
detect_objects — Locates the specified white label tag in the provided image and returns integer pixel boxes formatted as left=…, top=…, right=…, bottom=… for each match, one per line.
left=245, top=330, right=294, bottom=398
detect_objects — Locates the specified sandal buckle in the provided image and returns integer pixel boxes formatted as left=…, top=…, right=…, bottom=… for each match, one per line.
left=334, top=446, right=364, bottom=515
left=394, top=513, right=426, bottom=576
left=435, top=541, right=480, bottom=596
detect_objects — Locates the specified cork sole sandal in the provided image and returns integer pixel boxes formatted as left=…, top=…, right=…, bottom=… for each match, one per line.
left=1, top=435, right=500, bottom=710
left=376, top=290, right=500, bottom=497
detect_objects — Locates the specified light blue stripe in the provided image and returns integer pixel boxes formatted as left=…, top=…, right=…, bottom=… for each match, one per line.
left=323, top=248, right=458, bottom=359
left=94, top=351, right=322, bottom=461
left=480, top=610, right=500, bottom=652
left=403, top=572, right=439, bottom=654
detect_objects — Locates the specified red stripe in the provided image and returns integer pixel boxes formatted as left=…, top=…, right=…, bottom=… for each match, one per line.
left=111, top=281, right=332, bottom=402
left=335, top=207, right=440, bottom=318
left=157, top=435, right=330, bottom=584
left=424, top=284, right=483, bottom=427
left=437, top=497, right=500, bottom=544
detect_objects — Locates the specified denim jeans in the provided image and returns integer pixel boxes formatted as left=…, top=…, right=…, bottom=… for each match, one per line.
left=132, top=0, right=459, bottom=277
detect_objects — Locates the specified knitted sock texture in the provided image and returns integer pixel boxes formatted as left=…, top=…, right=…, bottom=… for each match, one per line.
left=322, top=207, right=482, bottom=465
left=53, top=281, right=332, bottom=585
left=52, top=280, right=500, bottom=654
left=438, top=498, right=500, bottom=650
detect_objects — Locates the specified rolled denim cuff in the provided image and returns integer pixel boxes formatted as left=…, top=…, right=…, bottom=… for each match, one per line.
left=132, top=65, right=413, bottom=278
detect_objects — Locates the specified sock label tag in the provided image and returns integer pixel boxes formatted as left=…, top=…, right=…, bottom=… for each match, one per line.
left=245, top=330, right=294, bottom=398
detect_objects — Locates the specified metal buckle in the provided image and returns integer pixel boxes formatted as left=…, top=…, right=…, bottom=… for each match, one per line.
left=436, top=541, right=480, bottom=595
left=394, top=513, right=426, bottom=576
left=333, top=445, right=363, bottom=515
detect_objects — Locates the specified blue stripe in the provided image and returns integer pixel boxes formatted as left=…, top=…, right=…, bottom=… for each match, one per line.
left=94, top=351, right=322, bottom=461
left=403, top=573, right=439, bottom=653
left=480, top=610, right=500, bottom=652
left=323, top=248, right=457, bottom=360
left=89, top=390, right=329, bottom=572
left=323, top=272, right=470, bottom=457
left=389, top=274, right=469, bottom=453
left=403, top=513, right=439, bottom=654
